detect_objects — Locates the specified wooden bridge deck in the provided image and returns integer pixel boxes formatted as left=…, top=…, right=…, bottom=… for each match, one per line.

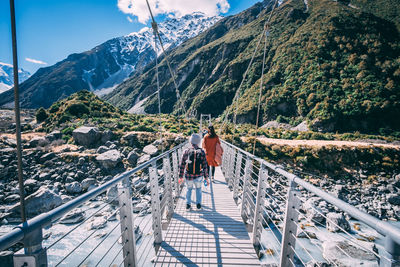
left=155, top=167, right=260, bottom=266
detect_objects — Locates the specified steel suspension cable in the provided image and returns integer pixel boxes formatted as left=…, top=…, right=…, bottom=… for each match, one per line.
left=224, top=29, right=264, bottom=127
left=145, top=0, right=187, bottom=117
left=225, top=0, right=279, bottom=130
left=252, top=27, right=268, bottom=155
left=154, top=31, right=164, bottom=153
left=9, top=0, right=26, bottom=223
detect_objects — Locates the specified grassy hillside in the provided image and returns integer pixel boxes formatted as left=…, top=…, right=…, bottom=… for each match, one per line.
left=37, top=90, right=198, bottom=138
left=106, top=0, right=400, bottom=136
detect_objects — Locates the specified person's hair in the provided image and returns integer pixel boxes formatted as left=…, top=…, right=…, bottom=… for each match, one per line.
left=208, top=125, right=217, bottom=138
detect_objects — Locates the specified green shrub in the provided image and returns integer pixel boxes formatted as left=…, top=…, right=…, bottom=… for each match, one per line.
left=65, top=103, right=90, bottom=117
left=36, top=107, right=48, bottom=123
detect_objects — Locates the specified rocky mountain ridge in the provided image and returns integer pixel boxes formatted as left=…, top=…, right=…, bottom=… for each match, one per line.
left=0, top=13, right=221, bottom=109
left=0, top=62, right=30, bottom=94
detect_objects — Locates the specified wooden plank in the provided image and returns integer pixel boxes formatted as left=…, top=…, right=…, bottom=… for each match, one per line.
left=155, top=167, right=260, bottom=266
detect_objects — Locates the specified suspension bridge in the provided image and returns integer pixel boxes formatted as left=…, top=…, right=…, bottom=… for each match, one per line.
left=1, top=130, right=400, bottom=266
left=2, top=0, right=400, bottom=265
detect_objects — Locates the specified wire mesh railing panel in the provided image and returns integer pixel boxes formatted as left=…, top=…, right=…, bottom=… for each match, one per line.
left=220, top=140, right=400, bottom=267
left=0, top=141, right=187, bottom=266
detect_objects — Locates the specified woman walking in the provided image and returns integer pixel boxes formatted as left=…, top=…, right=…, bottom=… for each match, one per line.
left=202, top=125, right=222, bottom=181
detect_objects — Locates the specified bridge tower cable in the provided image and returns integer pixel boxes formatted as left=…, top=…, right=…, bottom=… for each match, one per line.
left=153, top=21, right=164, bottom=152
left=252, top=24, right=272, bottom=155
left=145, top=0, right=187, bottom=118
left=9, top=0, right=27, bottom=223
left=224, top=0, right=279, bottom=131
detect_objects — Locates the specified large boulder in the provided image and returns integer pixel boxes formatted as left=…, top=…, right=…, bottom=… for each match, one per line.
left=96, top=150, right=122, bottom=169
left=96, top=146, right=109, bottom=154
left=388, top=194, right=400, bottom=205
left=11, top=186, right=63, bottom=217
left=121, top=132, right=138, bottom=147
left=65, top=182, right=82, bottom=194
left=303, top=197, right=326, bottom=224
left=291, top=121, right=309, bottom=132
left=127, top=151, right=140, bottom=166
left=72, top=126, right=101, bottom=147
left=326, top=212, right=351, bottom=232
left=261, top=120, right=291, bottom=130
left=29, top=136, right=49, bottom=148
left=322, top=240, right=378, bottom=266
left=60, top=209, right=85, bottom=224
left=39, top=152, right=56, bottom=163
left=143, top=144, right=158, bottom=156
left=137, top=154, right=151, bottom=165
left=81, top=178, right=96, bottom=191
left=106, top=185, right=122, bottom=205
left=101, top=130, right=114, bottom=143
left=45, top=131, right=62, bottom=142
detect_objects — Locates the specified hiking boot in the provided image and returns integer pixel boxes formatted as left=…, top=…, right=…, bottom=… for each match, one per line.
left=186, top=204, right=191, bottom=210
left=196, top=203, right=202, bottom=210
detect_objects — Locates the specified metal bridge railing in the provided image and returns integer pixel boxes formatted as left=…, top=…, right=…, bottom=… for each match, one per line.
left=0, top=141, right=187, bottom=266
left=220, top=140, right=400, bottom=267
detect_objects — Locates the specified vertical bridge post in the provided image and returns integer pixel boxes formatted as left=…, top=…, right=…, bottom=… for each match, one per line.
left=228, top=148, right=236, bottom=189
left=163, top=156, right=174, bottom=220
left=380, top=236, right=400, bottom=267
left=233, top=152, right=243, bottom=200
left=118, top=178, right=137, bottom=267
left=13, top=228, right=48, bottom=266
left=241, top=156, right=252, bottom=222
left=150, top=161, right=163, bottom=245
left=221, top=143, right=227, bottom=174
left=171, top=151, right=179, bottom=199
left=252, top=163, right=267, bottom=254
left=280, top=179, right=300, bottom=267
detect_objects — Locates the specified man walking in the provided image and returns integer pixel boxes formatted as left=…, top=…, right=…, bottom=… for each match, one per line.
left=178, top=134, right=209, bottom=210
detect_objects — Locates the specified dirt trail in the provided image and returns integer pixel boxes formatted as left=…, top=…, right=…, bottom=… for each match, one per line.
left=253, top=137, right=400, bottom=149
left=2, top=132, right=46, bottom=141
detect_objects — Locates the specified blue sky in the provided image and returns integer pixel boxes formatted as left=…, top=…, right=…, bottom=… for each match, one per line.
left=0, top=0, right=261, bottom=74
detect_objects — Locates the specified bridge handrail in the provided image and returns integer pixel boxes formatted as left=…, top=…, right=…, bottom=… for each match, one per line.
left=0, top=141, right=187, bottom=252
left=220, top=139, right=400, bottom=245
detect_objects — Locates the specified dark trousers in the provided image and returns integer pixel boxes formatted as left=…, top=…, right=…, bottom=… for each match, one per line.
left=208, top=166, right=215, bottom=177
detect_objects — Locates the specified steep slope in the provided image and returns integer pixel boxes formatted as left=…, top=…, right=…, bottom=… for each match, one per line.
left=107, top=0, right=400, bottom=134
left=0, top=62, right=30, bottom=94
left=0, top=13, right=220, bottom=109
left=349, top=0, right=400, bottom=30
left=104, top=0, right=269, bottom=112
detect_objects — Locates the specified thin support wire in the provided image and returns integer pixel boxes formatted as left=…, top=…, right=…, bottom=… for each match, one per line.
left=109, top=241, right=127, bottom=267
left=137, top=237, right=155, bottom=264
left=306, top=206, right=385, bottom=260
left=95, top=229, right=127, bottom=267
left=77, top=221, right=122, bottom=266
left=48, top=192, right=123, bottom=250
left=289, top=232, right=325, bottom=267
left=288, top=243, right=308, bottom=267
left=118, top=251, right=130, bottom=267
left=55, top=206, right=122, bottom=266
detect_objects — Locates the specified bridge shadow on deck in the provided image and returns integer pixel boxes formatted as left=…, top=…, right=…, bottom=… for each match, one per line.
left=155, top=167, right=260, bottom=266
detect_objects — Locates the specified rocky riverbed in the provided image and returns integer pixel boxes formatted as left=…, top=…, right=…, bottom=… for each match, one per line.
left=0, top=125, right=184, bottom=224
left=0, top=120, right=399, bottom=266
left=242, top=170, right=400, bottom=266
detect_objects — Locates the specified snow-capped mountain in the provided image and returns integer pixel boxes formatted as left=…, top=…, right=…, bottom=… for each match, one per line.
left=0, top=62, right=30, bottom=93
left=0, top=13, right=221, bottom=109
left=87, top=12, right=221, bottom=96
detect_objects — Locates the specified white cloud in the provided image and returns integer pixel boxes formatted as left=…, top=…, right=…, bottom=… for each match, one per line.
left=25, top=58, right=47, bottom=65
left=117, top=0, right=230, bottom=24
left=127, top=16, right=133, bottom=23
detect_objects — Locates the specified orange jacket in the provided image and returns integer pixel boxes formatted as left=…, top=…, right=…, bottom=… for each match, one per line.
left=202, top=134, right=221, bottom=167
